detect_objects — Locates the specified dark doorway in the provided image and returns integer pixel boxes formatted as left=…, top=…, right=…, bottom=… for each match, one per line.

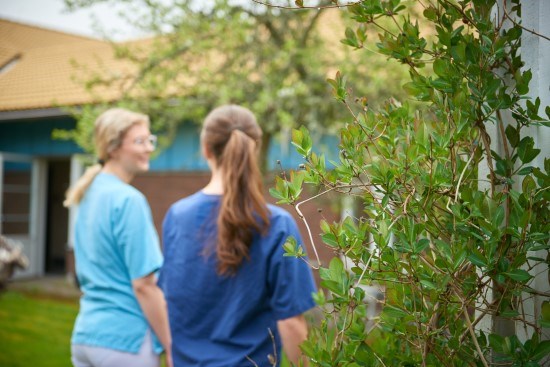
left=45, top=160, right=70, bottom=274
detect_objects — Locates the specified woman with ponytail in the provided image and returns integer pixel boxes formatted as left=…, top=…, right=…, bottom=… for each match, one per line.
left=66, top=108, right=172, bottom=367
left=160, top=105, right=316, bottom=366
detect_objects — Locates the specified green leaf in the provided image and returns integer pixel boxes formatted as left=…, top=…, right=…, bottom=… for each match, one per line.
left=321, top=280, right=343, bottom=295
left=532, top=340, right=550, bottom=361
left=320, top=219, right=331, bottom=234
left=468, top=250, right=488, bottom=268
left=431, top=78, right=453, bottom=91
left=493, top=205, right=504, bottom=227
left=522, top=175, right=536, bottom=195
left=499, top=309, right=519, bottom=318
left=541, top=301, right=550, bottom=322
left=433, top=59, right=447, bottom=78
left=503, top=269, right=533, bottom=283
left=321, top=233, right=339, bottom=248
left=291, top=126, right=312, bottom=157
left=518, top=137, right=540, bottom=164
left=282, top=236, right=296, bottom=254
left=423, top=7, right=437, bottom=21
left=312, top=289, right=326, bottom=306
left=489, top=333, right=505, bottom=352
left=516, top=69, right=532, bottom=95
left=329, top=256, right=344, bottom=274
left=517, top=166, right=533, bottom=175
left=354, top=343, right=373, bottom=363
left=282, top=236, right=305, bottom=258
left=420, top=279, right=437, bottom=290
left=453, top=249, right=467, bottom=270
left=268, top=187, right=285, bottom=201
left=383, top=305, right=409, bottom=318
left=434, top=239, right=452, bottom=262
left=505, top=125, right=519, bottom=147
left=414, top=238, right=430, bottom=253
left=342, top=27, right=360, bottom=48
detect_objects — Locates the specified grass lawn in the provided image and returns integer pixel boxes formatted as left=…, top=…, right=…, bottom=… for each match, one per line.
left=0, top=291, right=78, bottom=367
left=0, top=290, right=291, bottom=367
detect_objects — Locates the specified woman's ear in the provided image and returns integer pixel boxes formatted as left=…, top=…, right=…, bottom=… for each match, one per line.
left=201, top=141, right=212, bottom=159
left=107, top=145, right=119, bottom=161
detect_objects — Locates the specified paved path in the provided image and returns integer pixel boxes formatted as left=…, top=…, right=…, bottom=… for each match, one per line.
left=6, top=275, right=81, bottom=300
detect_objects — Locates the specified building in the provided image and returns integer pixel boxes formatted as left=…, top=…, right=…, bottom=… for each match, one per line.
left=0, top=19, right=338, bottom=279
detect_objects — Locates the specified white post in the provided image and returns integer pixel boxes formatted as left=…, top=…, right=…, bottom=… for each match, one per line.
left=515, top=0, right=550, bottom=343
left=30, top=158, right=47, bottom=277
left=67, top=154, right=86, bottom=251
left=0, top=154, right=4, bottom=235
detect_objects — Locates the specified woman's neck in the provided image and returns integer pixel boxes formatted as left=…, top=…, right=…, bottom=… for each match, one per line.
left=102, top=162, right=134, bottom=184
left=203, top=169, right=223, bottom=195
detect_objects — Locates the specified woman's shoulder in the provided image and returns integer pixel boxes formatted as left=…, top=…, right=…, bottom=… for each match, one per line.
left=267, top=204, right=296, bottom=225
left=113, top=181, right=146, bottom=203
left=91, top=173, right=146, bottom=203
left=168, top=191, right=218, bottom=216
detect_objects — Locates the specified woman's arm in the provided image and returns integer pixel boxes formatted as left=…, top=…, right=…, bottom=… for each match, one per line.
left=277, top=314, right=309, bottom=367
left=133, top=273, right=172, bottom=367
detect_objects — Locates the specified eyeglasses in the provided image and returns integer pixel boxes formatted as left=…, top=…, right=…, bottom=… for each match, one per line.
left=133, top=135, right=158, bottom=150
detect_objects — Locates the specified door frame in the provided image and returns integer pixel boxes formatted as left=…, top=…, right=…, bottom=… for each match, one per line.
left=0, top=152, right=47, bottom=278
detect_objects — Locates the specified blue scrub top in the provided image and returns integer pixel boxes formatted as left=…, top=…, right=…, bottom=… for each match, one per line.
left=160, top=191, right=317, bottom=367
left=71, top=172, right=163, bottom=354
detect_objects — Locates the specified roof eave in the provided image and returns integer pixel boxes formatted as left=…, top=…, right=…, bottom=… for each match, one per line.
left=0, top=107, right=72, bottom=122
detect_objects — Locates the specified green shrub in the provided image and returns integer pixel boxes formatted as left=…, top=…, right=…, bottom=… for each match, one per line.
left=272, top=1, right=550, bottom=365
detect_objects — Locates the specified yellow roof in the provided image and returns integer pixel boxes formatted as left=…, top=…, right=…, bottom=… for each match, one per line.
left=0, top=19, right=132, bottom=112
left=0, top=11, right=346, bottom=113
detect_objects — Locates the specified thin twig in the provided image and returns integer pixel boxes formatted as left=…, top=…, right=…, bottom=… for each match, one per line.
left=501, top=1, right=550, bottom=42
left=403, top=187, right=415, bottom=214
left=477, top=122, right=496, bottom=197
left=373, top=352, right=389, bottom=367
left=462, top=305, right=490, bottom=367
left=251, top=0, right=362, bottom=10
left=454, top=146, right=476, bottom=203
left=245, top=355, right=260, bottom=367
left=354, top=249, right=375, bottom=288
left=294, top=184, right=365, bottom=269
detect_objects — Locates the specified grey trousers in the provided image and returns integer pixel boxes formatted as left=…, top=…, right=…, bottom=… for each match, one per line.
left=71, top=330, right=160, bottom=367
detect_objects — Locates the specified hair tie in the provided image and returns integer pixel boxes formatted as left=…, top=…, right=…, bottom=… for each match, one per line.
left=232, top=128, right=251, bottom=139
left=98, top=159, right=105, bottom=166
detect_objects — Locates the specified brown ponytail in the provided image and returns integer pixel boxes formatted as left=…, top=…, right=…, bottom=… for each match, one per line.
left=202, top=105, right=270, bottom=275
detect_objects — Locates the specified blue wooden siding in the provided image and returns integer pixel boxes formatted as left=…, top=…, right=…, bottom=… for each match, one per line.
left=150, top=122, right=208, bottom=171
left=0, top=118, right=339, bottom=171
left=0, top=118, right=83, bottom=156
left=150, top=122, right=339, bottom=171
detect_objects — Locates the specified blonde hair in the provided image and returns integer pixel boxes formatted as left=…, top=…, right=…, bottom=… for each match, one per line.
left=64, top=108, right=150, bottom=207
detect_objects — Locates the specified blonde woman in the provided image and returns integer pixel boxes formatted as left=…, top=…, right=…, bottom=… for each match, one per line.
left=160, top=105, right=316, bottom=366
left=65, top=108, right=171, bottom=367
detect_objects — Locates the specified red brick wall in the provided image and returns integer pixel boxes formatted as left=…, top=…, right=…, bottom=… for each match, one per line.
left=132, top=172, right=340, bottom=283
left=132, top=172, right=211, bottom=235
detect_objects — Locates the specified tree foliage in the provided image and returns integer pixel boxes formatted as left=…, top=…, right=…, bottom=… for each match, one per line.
left=270, top=0, right=550, bottom=365
left=58, top=0, right=409, bottom=168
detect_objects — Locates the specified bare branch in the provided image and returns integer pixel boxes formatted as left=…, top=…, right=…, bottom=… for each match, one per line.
left=501, top=1, right=550, bottom=42
left=251, top=0, right=362, bottom=10
left=293, top=184, right=365, bottom=268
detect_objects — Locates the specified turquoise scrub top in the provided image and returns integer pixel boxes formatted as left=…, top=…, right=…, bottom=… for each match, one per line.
left=71, top=172, right=163, bottom=354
